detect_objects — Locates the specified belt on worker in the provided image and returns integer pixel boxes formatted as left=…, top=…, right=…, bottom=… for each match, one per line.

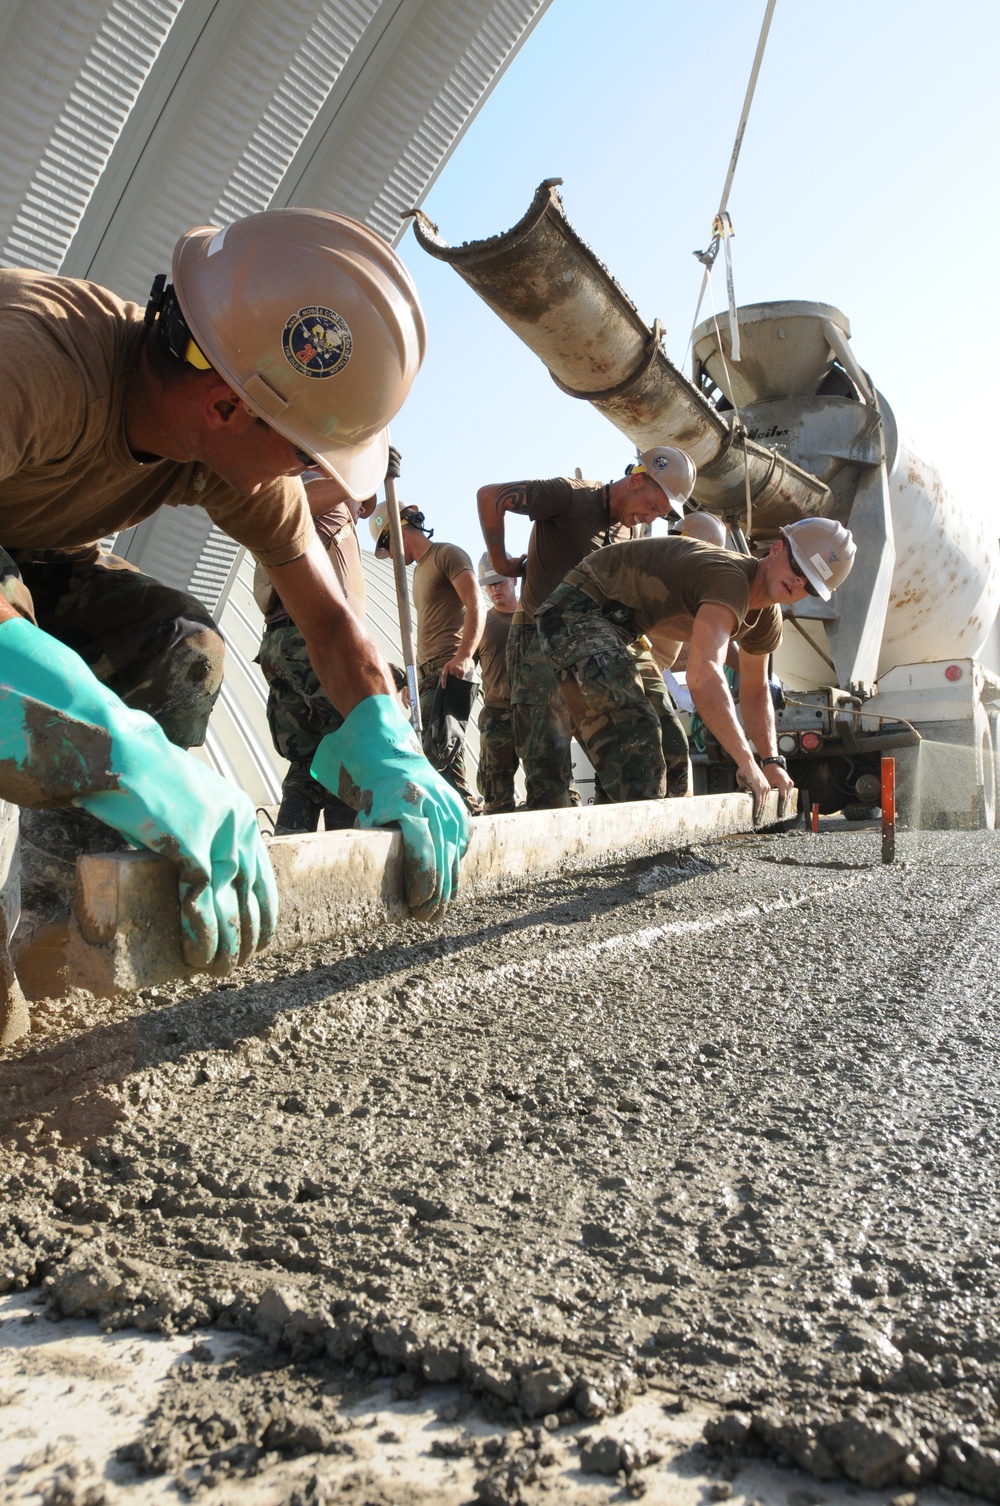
left=560, top=567, right=604, bottom=605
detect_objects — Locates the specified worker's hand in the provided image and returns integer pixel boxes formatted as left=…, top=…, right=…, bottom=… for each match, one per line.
left=440, top=656, right=474, bottom=686
left=0, top=616, right=277, bottom=971
left=762, top=765, right=795, bottom=825
left=497, top=553, right=527, bottom=579
left=735, top=757, right=771, bottom=824
left=311, top=694, right=470, bottom=922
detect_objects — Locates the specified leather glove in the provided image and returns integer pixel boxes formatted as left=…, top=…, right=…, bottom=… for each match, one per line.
left=0, top=616, right=277, bottom=970
left=311, top=694, right=470, bottom=922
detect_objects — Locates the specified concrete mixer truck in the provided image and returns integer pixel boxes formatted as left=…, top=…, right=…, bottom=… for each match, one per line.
left=411, top=180, right=1000, bottom=828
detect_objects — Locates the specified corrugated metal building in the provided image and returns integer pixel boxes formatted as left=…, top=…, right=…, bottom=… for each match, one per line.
left=0, top=0, right=554, bottom=797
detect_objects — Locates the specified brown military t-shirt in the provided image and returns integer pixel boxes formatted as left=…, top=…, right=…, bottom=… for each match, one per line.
left=575, top=537, right=783, bottom=656
left=0, top=268, right=312, bottom=567
left=509, top=477, right=627, bottom=621
left=413, top=541, right=475, bottom=668
left=260, top=500, right=366, bottom=625
left=478, top=606, right=514, bottom=707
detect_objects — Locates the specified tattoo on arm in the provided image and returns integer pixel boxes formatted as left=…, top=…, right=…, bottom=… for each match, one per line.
left=495, top=483, right=530, bottom=516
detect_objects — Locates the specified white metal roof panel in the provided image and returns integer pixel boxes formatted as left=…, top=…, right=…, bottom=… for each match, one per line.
left=0, top=0, right=551, bottom=795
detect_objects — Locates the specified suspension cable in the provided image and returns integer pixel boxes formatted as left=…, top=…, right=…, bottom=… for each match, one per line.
left=685, top=0, right=778, bottom=366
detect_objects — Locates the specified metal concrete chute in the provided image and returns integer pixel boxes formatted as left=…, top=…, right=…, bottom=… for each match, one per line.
left=409, top=179, right=831, bottom=537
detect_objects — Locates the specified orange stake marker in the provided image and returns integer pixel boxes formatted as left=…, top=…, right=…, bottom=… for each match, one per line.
left=881, top=755, right=896, bottom=864
left=811, top=802, right=820, bottom=834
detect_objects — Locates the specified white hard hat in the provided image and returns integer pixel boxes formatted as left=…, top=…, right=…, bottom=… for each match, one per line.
left=780, top=517, right=856, bottom=601
left=634, top=446, right=697, bottom=516
left=478, top=552, right=505, bottom=587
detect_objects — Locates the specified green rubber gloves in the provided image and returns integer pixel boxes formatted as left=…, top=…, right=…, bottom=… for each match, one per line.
left=0, top=616, right=277, bottom=970
left=311, top=694, right=470, bottom=921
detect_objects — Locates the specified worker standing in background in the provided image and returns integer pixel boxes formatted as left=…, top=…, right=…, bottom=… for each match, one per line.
left=477, top=447, right=696, bottom=809
left=371, top=505, right=486, bottom=816
left=535, top=519, right=856, bottom=810
left=255, top=472, right=376, bottom=836
left=475, top=553, right=519, bottom=814
left=0, top=207, right=469, bottom=977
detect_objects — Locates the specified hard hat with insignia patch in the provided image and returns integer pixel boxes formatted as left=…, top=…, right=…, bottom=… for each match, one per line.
left=369, top=503, right=428, bottom=558
left=169, top=208, right=427, bottom=501
left=631, top=446, right=697, bottom=516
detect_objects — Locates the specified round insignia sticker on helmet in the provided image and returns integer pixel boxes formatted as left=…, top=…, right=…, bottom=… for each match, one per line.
left=282, top=306, right=353, bottom=378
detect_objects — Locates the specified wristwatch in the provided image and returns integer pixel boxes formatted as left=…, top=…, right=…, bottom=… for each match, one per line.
left=761, top=755, right=787, bottom=769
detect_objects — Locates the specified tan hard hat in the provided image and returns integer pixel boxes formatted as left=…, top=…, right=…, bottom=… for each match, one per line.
left=634, top=446, right=697, bottom=516
left=172, top=208, right=427, bottom=502
left=780, top=517, right=856, bottom=601
left=680, top=511, right=727, bottom=547
left=478, top=552, right=505, bottom=587
left=368, top=502, right=424, bottom=558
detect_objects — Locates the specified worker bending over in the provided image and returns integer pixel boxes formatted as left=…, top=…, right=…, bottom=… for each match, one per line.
left=371, top=504, right=485, bottom=816
left=535, top=519, right=856, bottom=809
left=477, top=447, right=695, bottom=809
left=475, top=554, right=519, bottom=814
left=255, top=471, right=376, bottom=836
left=0, top=208, right=469, bottom=979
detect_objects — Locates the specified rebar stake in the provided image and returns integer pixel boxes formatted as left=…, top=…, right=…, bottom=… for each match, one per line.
left=881, top=756, right=896, bottom=864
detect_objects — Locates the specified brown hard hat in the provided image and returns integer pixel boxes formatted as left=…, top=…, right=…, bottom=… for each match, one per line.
left=172, top=208, right=427, bottom=501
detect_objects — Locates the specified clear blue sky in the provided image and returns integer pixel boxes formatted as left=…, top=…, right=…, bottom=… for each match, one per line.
left=384, top=0, right=997, bottom=567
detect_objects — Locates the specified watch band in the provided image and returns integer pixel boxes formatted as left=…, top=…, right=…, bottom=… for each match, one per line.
left=761, top=755, right=787, bottom=769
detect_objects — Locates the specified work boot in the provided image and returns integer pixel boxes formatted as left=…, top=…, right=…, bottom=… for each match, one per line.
left=274, top=789, right=322, bottom=836
left=322, top=796, right=358, bottom=831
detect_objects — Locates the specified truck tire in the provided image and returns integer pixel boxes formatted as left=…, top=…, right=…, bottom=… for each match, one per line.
left=842, top=805, right=878, bottom=821
left=976, top=707, right=996, bottom=829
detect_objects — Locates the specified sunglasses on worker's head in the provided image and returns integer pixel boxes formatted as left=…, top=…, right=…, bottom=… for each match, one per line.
left=784, top=540, right=820, bottom=596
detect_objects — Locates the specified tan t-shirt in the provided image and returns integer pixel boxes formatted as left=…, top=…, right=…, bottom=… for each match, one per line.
left=478, top=606, right=514, bottom=707
left=258, top=500, right=366, bottom=624
left=575, top=537, right=783, bottom=656
left=413, top=541, right=475, bottom=668
left=510, top=477, right=627, bottom=621
left=0, top=268, right=312, bottom=567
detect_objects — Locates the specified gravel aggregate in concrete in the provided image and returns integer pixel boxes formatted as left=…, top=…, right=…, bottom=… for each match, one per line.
left=1, top=822, right=999, bottom=1502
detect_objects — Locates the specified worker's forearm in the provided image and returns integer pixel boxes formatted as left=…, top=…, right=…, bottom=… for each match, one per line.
left=477, top=489, right=507, bottom=570
left=458, top=601, right=486, bottom=662
left=739, top=682, right=778, bottom=759
left=688, top=666, right=756, bottom=769
left=306, top=615, right=395, bottom=716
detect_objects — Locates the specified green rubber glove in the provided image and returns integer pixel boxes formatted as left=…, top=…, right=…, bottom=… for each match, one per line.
left=0, top=615, right=277, bottom=971
left=311, top=694, right=470, bottom=922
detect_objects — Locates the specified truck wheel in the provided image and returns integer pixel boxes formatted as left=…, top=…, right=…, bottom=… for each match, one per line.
left=977, top=709, right=996, bottom=829
left=842, top=805, right=878, bottom=821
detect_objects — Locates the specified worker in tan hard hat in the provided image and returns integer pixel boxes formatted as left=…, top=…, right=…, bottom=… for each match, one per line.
left=535, top=516, right=856, bottom=814
left=370, top=504, right=486, bottom=815
left=475, top=553, right=520, bottom=814
left=476, top=445, right=695, bottom=809
left=0, top=208, right=469, bottom=1001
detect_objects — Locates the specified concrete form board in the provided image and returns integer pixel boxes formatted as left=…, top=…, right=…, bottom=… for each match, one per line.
left=67, top=790, right=793, bottom=995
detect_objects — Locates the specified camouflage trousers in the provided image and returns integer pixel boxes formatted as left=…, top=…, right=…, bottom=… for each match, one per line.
left=257, top=621, right=357, bottom=831
left=477, top=704, right=518, bottom=813
left=506, top=615, right=579, bottom=810
left=418, top=664, right=482, bottom=816
left=0, top=544, right=223, bottom=748
left=535, top=580, right=689, bottom=804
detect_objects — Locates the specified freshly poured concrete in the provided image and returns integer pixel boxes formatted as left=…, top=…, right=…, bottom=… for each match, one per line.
left=69, top=791, right=792, bottom=993
left=2, top=821, right=999, bottom=1504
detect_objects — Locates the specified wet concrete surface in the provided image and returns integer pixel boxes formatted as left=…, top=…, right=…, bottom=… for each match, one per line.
left=2, top=821, right=999, bottom=1502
